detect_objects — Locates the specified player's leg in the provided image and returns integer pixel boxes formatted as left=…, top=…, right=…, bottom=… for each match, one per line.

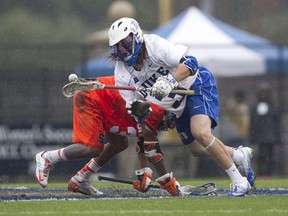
left=35, top=144, right=102, bottom=188
left=190, top=114, right=251, bottom=196
left=186, top=139, right=255, bottom=186
left=140, top=106, right=173, bottom=177
left=95, top=132, right=129, bottom=167
left=140, top=125, right=167, bottom=176
left=190, top=114, right=234, bottom=169
left=187, top=67, right=253, bottom=193
left=68, top=133, right=129, bottom=195
left=134, top=125, right=179, bottom=196
left=35, top=92, right=104, bottom=188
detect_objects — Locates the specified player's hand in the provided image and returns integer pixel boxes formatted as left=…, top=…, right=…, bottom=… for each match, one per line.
left=133, top=167, right=153, bottom=192
left=126, top=99, right=152, bottom=123
left=157, top=111, right=175, bottom=131
left=150, top=74, right=179, bottom=98
left=156, top=172, right=180, bottom=196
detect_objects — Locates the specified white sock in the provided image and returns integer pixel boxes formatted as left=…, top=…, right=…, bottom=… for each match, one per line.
left=75, top=159, right=101, bottom=182
left=43, top=148, right=67, bottom=164
left=225, top=163, right=245, bottom=184
left=232, top=148, right=244, bottom=165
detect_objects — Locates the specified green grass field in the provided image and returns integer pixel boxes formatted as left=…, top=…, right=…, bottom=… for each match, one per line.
left=1, top=178, right=288, bottom=216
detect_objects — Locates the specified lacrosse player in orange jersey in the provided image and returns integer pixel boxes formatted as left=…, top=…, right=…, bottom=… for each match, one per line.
left=35, top=76, right=180, bottom=196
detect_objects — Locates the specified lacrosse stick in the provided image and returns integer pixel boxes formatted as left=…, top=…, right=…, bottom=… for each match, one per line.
left=98, top=175, right=160, bottom=189
left=98, top=175, right=217, bottom=196
left=178, top=182, right=217, bottom=196
left=62, top=74, right=195, bottom=98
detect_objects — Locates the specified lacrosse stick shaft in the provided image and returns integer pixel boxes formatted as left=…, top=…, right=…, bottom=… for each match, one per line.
left=98, top=175, right=160, bottom=189
left=103, top=85, right=195, bottom=96
left=62, top=80, right=195, bottom=98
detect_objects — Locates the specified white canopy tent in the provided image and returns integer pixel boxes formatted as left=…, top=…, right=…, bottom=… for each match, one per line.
left=152, top=6, right=286, bottom=77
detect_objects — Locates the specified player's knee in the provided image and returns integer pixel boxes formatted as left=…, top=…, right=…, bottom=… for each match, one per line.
left=192, top=128, right=211, bottom=144
left=188, top=141, right=210, bottom=157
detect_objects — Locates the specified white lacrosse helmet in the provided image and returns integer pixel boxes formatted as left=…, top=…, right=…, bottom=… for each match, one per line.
left=109, top=17, right=143, bottom=66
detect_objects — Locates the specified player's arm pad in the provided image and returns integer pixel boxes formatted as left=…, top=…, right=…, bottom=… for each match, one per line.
left=180, top=55, right=198, bottom=76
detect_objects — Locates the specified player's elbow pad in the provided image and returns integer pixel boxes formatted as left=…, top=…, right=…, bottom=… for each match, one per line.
left=180, top=55, right=198, bottom=76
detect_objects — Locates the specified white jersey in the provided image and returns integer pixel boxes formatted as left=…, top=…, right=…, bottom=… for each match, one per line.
left=115, top=34, right=198, bottom=117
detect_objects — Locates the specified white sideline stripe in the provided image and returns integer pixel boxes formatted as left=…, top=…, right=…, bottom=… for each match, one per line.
left=1, top=209, right=288, bottom=215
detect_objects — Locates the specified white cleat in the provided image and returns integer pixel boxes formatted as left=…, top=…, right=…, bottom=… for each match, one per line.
left=228, top=178, right=251, bottom=197
left=68, top=176, right=103, bottom=196
left=35, top=151, right=53, bottom=188
left=237, top=146, right=256, bottom=187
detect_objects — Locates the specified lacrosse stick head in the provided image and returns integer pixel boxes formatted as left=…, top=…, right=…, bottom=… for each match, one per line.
left=179, top=182, right=217, bottom=196
left=62, top=79, right=105, bottom=98
left=62, top=81, right=78, bottom=98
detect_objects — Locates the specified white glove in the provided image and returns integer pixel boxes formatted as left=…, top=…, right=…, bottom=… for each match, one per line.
left=150, top=74, right=179, bottom=98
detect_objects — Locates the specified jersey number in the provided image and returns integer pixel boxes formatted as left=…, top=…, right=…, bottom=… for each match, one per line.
left=109, top=126, right=138, bottom=136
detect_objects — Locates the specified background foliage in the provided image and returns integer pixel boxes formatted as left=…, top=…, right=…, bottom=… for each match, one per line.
left=0, top=0, right=287, bottom=44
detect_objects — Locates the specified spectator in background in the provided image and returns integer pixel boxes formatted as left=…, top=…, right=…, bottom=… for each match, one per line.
left=250, top=82, right=281, bottom=177
left=226, top=90, right=250, bottom=147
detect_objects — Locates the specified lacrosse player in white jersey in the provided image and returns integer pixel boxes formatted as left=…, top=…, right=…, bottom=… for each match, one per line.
left=108, top=17, right=256, bottom=196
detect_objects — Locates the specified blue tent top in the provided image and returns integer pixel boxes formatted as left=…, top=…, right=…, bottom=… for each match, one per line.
left=152, top=6, right=288, bottom=75
left=152, top=7, right=268, bottom=45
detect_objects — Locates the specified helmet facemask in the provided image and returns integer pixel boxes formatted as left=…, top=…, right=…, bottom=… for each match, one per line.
left=112, top=33, right=142, bottom=66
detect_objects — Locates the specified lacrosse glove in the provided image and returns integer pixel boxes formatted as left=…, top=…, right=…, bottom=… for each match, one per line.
left=157, top=111, right=175, bottom=131
left=133, top=167, right=153, bottom=192
left=150, top=74, right=179, bottom=98
left=126, top=99, right=152, bottom=123
left=156, top=172, right=180, bottom=196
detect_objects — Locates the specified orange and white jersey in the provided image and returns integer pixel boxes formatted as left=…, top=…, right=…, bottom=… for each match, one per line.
left=72, top=76, right=164, bottom=149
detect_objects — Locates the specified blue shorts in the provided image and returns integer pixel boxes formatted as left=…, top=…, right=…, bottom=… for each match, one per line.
left=172, top=66, right=219, bottom=145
